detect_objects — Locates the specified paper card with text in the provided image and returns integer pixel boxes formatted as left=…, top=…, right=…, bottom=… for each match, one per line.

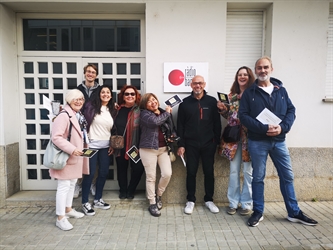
left=164, top=95, right=183, bottom=108
left=126, top=145, right=141, bottom=163
left=217, top=92, right=230, bottom=104
left=82, top=149, right=99, bottom=158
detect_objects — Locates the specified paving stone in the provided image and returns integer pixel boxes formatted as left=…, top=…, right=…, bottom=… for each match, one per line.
left=0, top=201, right=332, bottom=249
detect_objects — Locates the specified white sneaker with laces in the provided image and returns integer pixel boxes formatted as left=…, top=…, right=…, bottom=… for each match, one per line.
left=184, top=201, right=195, bottom=215
left=90, top=183, right=96, bottom=196
left=56, top=217, right=73, bottom=231
left=65, top=208, right=84, bottom=218
left=205, top=201, right=219, bottom=213
left=73, top=184, right=81, bottom=199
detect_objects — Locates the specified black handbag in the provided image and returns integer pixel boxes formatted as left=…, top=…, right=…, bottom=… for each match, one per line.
left=222, top=124, right=241, bottom=143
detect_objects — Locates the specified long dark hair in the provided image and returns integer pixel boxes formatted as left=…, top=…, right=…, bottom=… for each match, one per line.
left=91, top=85, right=114, bottom=115
left=230, top=66, right=255, bottom=95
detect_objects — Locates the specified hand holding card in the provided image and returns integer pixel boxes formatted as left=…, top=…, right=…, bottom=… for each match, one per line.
left=165, top=95, right=183, bottom=108
left=217, top=92, right=230, bottom=104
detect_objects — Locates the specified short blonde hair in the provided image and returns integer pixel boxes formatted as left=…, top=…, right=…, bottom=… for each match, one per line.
left=65, top=89, right=84, bottom=104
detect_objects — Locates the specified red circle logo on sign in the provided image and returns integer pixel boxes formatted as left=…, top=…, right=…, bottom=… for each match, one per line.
left=168, top=69, right=184, bottom=86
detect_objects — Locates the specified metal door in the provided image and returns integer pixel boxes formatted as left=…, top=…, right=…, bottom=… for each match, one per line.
left=19, top=56, right=145, bottom=190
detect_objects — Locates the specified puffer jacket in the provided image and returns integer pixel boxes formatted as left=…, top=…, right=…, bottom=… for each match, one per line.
left=139, top=108, right=171, bottom=150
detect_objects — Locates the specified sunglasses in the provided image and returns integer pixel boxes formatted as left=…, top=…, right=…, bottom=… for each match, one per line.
left=124, top=92, right=135, bottom=96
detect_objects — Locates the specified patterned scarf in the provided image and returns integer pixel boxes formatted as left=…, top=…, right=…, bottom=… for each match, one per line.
left=76, top=111, right=89, bottom=144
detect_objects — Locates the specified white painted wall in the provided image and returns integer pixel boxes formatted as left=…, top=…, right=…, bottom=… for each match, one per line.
left=270, top=1, right=332, bottom=147
left=145, top=1, right=227, bottom=122
left=0, top=5, right=19, bottom=146
left=145, top=0, right=333, bottom=148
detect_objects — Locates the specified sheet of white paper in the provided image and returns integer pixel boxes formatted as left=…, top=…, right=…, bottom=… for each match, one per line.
left=256, top=108, right=282, bottom=125
left=43, top=95, right=56, bottom=121
left=180, top=155, right=186, bottom=167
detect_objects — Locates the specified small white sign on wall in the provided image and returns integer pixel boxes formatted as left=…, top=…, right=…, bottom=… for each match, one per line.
left=164, top=62, right=209, bottom=92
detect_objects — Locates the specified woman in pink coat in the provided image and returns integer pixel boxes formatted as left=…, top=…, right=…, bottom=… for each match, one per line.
left=49, top=89, right=89, bottom=231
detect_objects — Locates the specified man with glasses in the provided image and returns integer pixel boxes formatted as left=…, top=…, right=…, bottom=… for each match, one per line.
left=74, top=64, right=101, bottom=199
left=77, top=64, right=101, bottom=109
left=177, top=75, right=221, bottom=215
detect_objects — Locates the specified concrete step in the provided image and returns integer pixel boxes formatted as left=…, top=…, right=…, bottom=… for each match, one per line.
left=5, top=190, right=148, bottom=208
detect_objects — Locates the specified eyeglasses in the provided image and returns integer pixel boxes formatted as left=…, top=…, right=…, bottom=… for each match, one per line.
left=192, top=81, right=204, bottom=86
left=124, top=92, right=135, bottom=96
left=73, top=98, right=85, bottom=103
left=86, top=70, right=96, bottom=75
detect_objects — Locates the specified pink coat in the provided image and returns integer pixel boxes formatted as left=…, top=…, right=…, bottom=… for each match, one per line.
left=49, top=105, right=89, bottom=179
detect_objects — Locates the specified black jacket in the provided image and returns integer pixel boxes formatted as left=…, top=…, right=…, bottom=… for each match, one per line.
left=177, top=91, right=221, bottom=148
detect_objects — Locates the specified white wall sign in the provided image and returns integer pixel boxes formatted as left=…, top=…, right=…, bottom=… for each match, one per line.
left=164, top=62, right=209, bottom=92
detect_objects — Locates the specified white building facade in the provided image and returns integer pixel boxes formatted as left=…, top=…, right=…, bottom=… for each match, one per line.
left=0, top=0, right=332, bottom=207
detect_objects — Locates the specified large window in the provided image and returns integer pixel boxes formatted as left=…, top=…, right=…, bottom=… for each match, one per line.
left=23, top=19, right=140, bottom=52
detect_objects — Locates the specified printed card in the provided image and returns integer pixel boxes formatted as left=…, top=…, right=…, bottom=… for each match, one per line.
left=217, top=92, right=230, bottom=104
left=164, top=95, right=183, bottom=108
left=82, top=149, right=99, bottom=158
left=126, top=145, right=141, bottom=163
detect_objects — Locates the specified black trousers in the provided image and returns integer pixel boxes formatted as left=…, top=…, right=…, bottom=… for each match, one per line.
left=185, top=143, right=216, bottom=203
left=116, top=149, right=144, bottom=195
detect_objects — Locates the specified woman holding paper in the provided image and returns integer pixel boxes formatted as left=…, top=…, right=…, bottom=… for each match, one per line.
left=139, top=93, right=175, bottom=217
left=112, top=85, right=144, bottom=199
left=217, top=66, right=255, bottom=216
left=49, top=89, right=89, bottom=231
left=81, top=85, right=115, bottom=216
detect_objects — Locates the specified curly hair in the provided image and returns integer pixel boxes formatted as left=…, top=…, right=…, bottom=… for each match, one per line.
left=90, top=85, right=114, bottom=115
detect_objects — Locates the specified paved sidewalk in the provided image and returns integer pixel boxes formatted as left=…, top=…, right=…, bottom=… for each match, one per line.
left=0, top=201, right=332, bottom=250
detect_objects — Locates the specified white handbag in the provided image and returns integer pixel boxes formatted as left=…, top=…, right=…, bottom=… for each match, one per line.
left=43, top=140, right=70, bottom=170
left=43, top=111, right=73, bottom=170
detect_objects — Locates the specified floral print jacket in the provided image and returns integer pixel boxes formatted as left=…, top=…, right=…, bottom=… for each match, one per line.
left=218, top=93, right=251, bottom=162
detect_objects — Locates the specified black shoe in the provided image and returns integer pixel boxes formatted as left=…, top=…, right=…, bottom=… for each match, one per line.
left=127, top=192, right=134, bottom=199
left=287, top=210, right=318, bottom=226
left=247, top=212, right=263, bottom=227
left=156, top=196, right=162, bottom=210
left=148, top=204, right=161, bottom=217
left=119, top=193, right=126, bottom=199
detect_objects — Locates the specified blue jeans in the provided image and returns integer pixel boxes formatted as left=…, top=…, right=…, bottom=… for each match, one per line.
left=227, top=143, right=252, bottom=210
left=248, top=139, right=300, bottom=217
left=81, top=147, right=110, bottom=204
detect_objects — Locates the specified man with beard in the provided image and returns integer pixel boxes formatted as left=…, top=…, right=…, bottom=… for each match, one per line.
left=239, top=56, right=318, bottom=227
left=177, top=75, right=221, bottom=215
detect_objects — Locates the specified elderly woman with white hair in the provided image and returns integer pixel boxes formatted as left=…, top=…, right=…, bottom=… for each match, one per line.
left=49, top=89, right=89, bottom=231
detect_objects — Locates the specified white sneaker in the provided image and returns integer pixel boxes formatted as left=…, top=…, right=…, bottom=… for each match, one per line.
left=205, top=201, right=219, bottom=214
left=73, top=184, right=81, bottom=199
left=65, top=208, right=84, bottom=218
left=90, top=183, right=96, bottom=196
left=184, top=201, right=195, bottom=215
left=56, top=217, right=73, bottom=231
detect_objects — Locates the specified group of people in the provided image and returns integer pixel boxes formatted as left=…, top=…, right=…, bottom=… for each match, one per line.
left=49, top=57, right=318, bottom=231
